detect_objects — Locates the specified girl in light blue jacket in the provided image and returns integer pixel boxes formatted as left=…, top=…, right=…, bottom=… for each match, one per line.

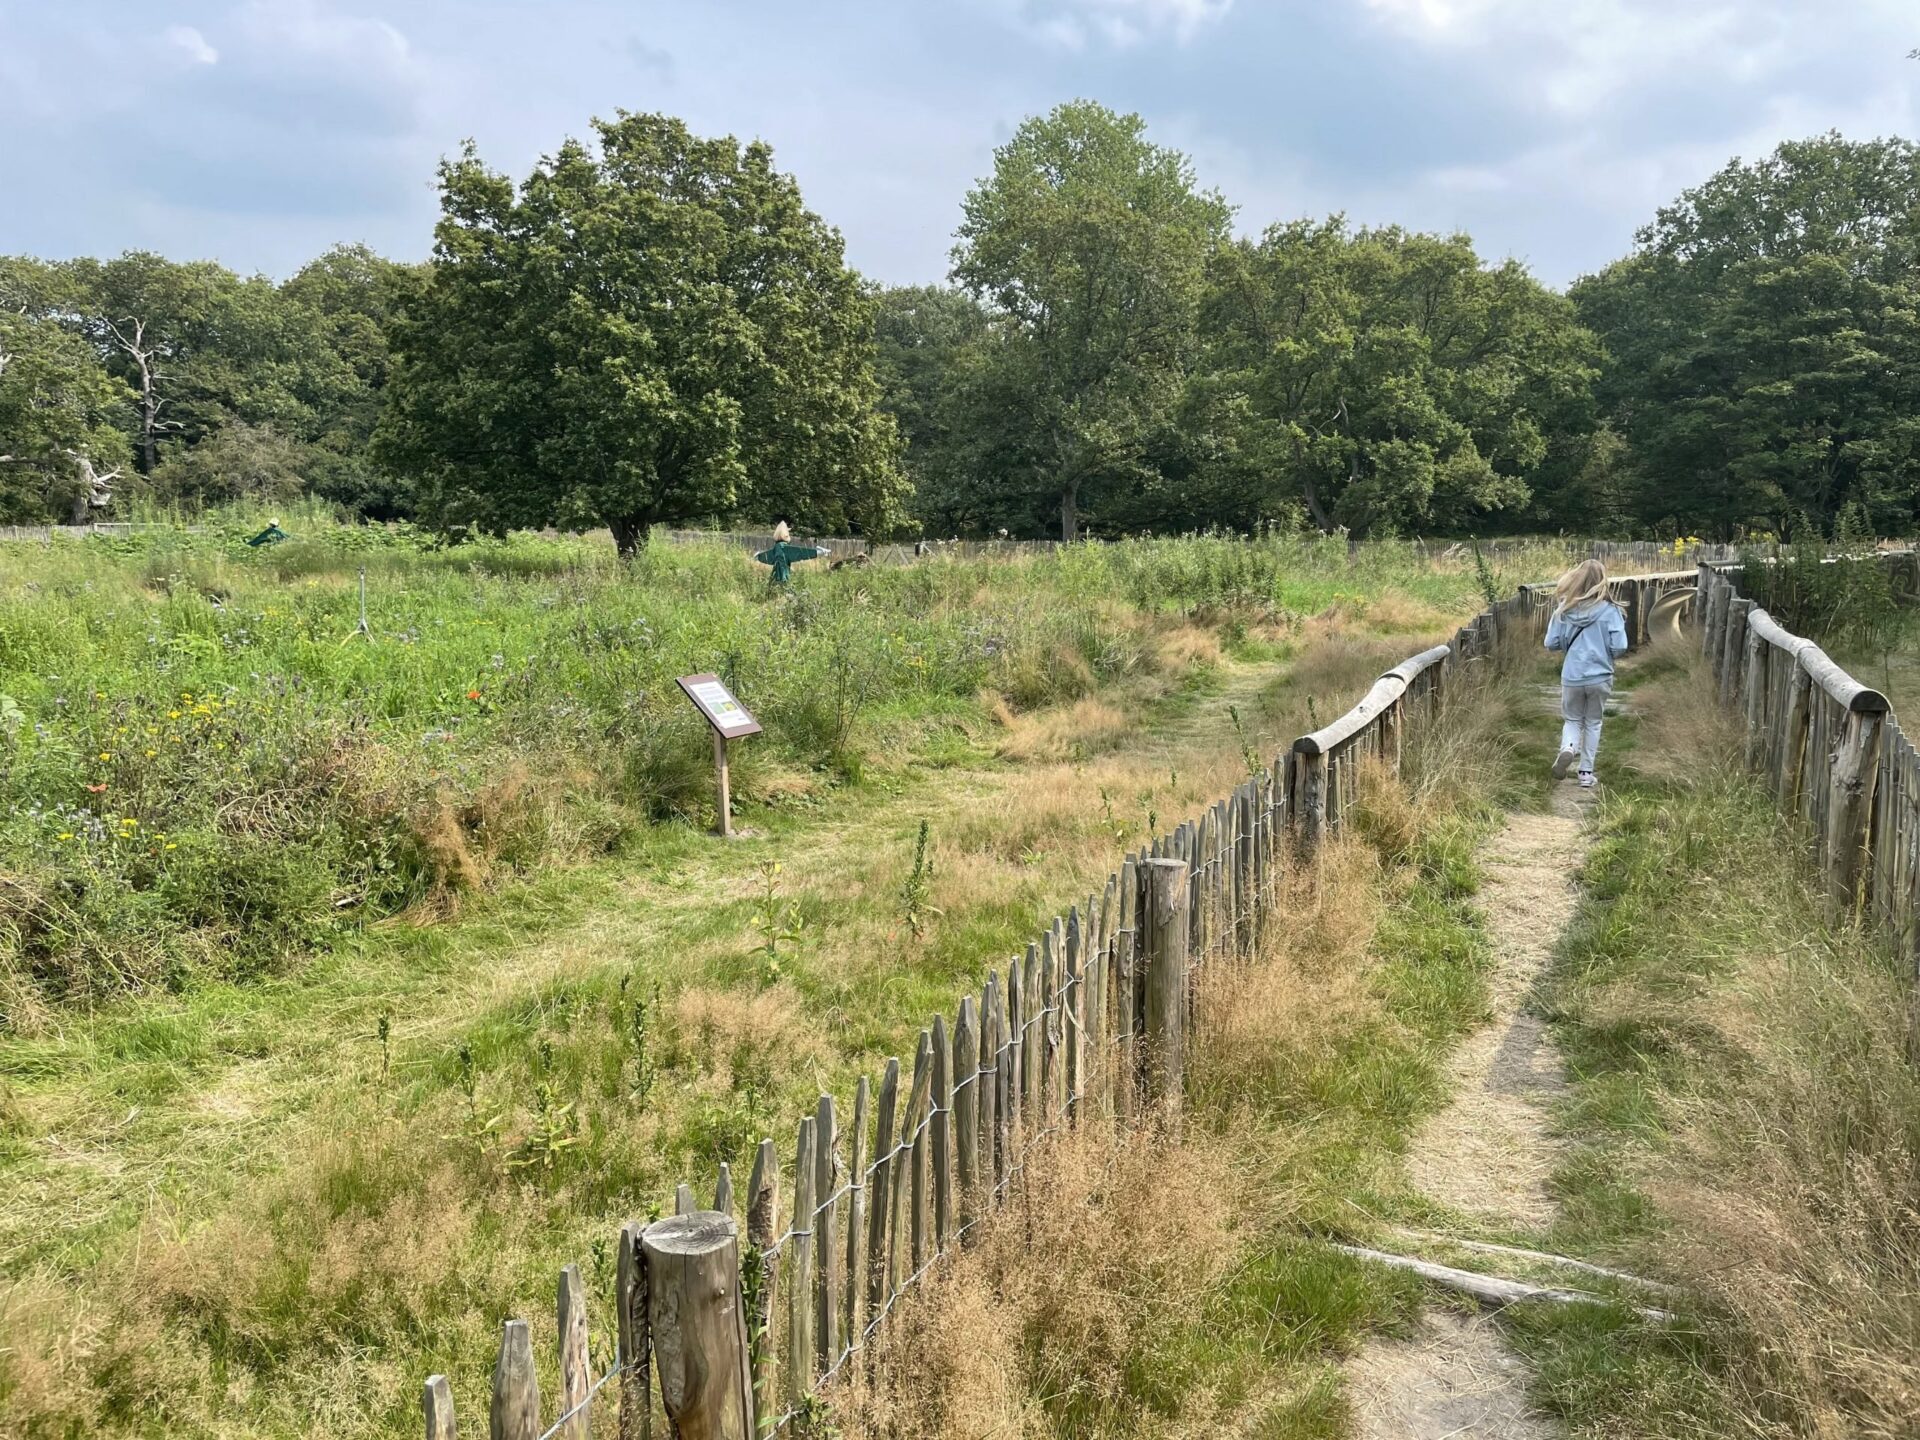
left=1544, top=559, right=1629, bottom=788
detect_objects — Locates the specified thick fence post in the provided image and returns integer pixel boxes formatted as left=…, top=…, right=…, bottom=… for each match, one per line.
left=643, top=1213, right=754, bottom=1440
left=1140, top=858, right=1191, bottom=1127
left=1827, top=709, right=1886, bottom=908
left=1293, top=750, right=1327, bottom=849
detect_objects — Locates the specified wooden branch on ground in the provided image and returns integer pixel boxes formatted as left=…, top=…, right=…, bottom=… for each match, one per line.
left=1383, top=1228, right=1687, bottom=1299
left=1330, top=1243, right=1676, bottom=1322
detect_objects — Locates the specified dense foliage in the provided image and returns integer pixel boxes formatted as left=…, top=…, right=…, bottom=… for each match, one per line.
left=1574, top=134, right=1920, bottom=539
left=4, top=108, right=1917, bottom=542
left=376, top=114, right=909, bottom=556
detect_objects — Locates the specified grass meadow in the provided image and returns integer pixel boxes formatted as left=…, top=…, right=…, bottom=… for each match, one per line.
left=0, top=510, right=1561, bottom=1439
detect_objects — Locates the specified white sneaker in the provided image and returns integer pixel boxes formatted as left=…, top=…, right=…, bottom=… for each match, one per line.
left=1552, top=747, right=1578, bottom=779
left=1578, top=770, right=1597, bottom=789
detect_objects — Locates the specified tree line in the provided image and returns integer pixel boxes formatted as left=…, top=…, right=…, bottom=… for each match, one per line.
left=3, top=103, right=1916, bottom=547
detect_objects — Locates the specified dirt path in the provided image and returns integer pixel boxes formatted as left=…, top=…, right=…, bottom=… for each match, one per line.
left=1350, top=735, right=1599, bottom=1437
left=1404, top=786, right=1588, bottom=1230
left=1351, top=1311, right=1558, bottom=1440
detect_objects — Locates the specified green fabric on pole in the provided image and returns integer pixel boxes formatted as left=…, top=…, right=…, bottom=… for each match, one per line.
left=753, top=540, right=827, bottom=584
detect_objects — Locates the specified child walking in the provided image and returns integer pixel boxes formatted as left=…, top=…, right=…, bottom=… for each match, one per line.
left=1544, top=559, right=1629, bottom=788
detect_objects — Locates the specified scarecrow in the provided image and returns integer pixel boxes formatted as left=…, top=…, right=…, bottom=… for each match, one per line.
left=753, top=522, right=828, bottom=586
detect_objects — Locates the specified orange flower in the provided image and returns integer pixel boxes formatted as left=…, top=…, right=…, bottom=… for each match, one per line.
left=467, top=689, right=482, bottom=701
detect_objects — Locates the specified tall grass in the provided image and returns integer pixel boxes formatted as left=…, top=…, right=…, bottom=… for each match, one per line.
left=1528, top=658, right=1920, bottom=1438
left=0, top=517, right=1537, bottom=1025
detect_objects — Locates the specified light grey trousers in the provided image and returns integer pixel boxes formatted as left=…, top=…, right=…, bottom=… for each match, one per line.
left=1559, top=683, right=1609, bottom=770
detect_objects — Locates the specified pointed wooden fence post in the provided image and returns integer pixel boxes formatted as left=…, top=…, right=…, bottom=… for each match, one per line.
left=424, top=1375, right=456, bottom=1440
left=1141, top=857, right=1191, bottom=1131
left=617, top=1222, right=650, bottom=1440
left=745, top=1142, right=778, bottom=1440
left=557, top=1263, right=591, bottom=1440
left=491, top=1320, right=541, bottom=1440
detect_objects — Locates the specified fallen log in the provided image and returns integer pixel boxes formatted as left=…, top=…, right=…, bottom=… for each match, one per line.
left=1330, top=1244, right=1676, bottom=1323
left=1384, top=1228, right=1687, bottom=1299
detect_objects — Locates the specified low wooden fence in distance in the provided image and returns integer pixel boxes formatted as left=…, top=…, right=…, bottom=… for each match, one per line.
left=415, top=567, right=1699, bottom=1440
left=1694, top=563, right=1919, bottom=962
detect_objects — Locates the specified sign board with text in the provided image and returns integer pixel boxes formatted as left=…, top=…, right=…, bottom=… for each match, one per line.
left=676, top=673, right=762, bottom=739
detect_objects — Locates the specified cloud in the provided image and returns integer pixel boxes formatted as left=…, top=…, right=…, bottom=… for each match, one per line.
left=1007, top=0, right=1234, bottom=49
left=627, top=38, right=675, bottom=79
left=164, top=25, right=220, bottom=66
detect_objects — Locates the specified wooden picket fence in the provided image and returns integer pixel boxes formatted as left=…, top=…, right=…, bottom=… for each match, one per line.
left=417, top=566, right=1705, bottom=1440
left=1693, top=560, right=1920, bottom=962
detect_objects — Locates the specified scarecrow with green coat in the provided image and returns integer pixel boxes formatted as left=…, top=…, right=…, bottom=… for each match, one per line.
left=754, top=523, right=828, bottom=585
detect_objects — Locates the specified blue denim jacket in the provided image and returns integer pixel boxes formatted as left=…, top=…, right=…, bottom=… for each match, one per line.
left=1545, top=600, right=1629, bottom=687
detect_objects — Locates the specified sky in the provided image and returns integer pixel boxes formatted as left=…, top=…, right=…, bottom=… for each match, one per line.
left=1, top=0, right=1916, bottom=291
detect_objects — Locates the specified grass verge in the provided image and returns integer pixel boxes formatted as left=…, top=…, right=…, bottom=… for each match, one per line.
left=1512, top=651, right=1920, bottom=1438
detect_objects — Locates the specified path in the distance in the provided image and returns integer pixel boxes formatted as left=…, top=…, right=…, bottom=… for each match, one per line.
left=1350, top=711, right=1599, bottom=1439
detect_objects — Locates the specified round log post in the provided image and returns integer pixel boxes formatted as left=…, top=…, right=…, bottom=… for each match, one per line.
left=643, top=1212, right=755, bottom=1440
left=1294, top=751, right=1327, bottom=849
left=1141, top=858, right=1191, bottom=1129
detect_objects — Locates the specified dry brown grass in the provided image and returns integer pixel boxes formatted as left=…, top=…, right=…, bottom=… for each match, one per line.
left=995, top=697, right=1136, bottom=764
left=841, top=1124, right=1245, bottom=1440
left=837, top=790, right=1466, bottom=1439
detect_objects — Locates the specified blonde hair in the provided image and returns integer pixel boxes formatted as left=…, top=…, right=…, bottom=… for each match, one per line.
left=772, top=521, right=791, bottom=542
left=1554, top=558, right=1609, bottom=612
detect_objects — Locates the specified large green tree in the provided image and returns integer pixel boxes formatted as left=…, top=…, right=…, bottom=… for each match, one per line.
left=280, top=244, right=425, bottom=517
left=1575, top=134, right=1920, bottom=538
left=0, top=284, right=133, bottom=523
left=378, top=113, right=908, bottom=556
left=870, top=284, right=990, bottom=532
left=948, top=101, right=1232, bottom=540
left=1196, top=220, right=1597, bottom=535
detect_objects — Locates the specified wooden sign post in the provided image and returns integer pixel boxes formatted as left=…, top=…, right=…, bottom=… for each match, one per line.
left=677, top=674, right=762, bottom=838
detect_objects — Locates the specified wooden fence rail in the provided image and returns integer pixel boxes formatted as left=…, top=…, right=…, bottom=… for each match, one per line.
left=1693, top=562, right=1920, bottom=960
left=415, top=565, right=1705, bottom=1440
